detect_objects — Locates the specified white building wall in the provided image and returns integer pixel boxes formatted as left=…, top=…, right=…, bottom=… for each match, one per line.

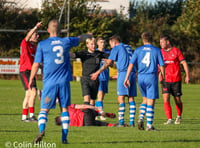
left=89, top=0, right=129, bottom=18
left=6, top=0, right=129, bottom=17
left=6, top=0, right=43, bottom=9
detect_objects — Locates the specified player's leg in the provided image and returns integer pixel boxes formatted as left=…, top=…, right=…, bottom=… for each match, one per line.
left=145, top=74, right=158, bottom=131
left=146, top=99, right=157, bottom=131
left=34, top=85, right=57, bottom=144
left=22, top=90, right=30, bottom=121
left=162, top=82, right=173, bottom=124
left=138, top=97, right=147, bottom=130
left=83, top=95, right=91, bottom=105
left=128, top=73, right=137, bottom=126
left=61, top=107, right=70, bottom=144
left=174, top=96, right=182, bottom=124
left=137, top=75, right=147, bottom=130
left=59, top=82, right=71, bottom=144
left=81, top=77, right=91, bottom=105
left=172, top=81, right=183, bottom=124
left=95, top=81, right=108, bottom=120
left=118, top=95, right=126, bottom=126
left=117, top=72, right=127, bottom=126
left=163, top=93, right=173, bottom=124
left=96, top=90, right=105, bottom=110
left=28, top=87, right=37, bottom=121
left=19, top=71, right=30, bottom=121
left=128, top=97, right=136, bottom=127
left=83, top=109, right=96, bottom=126
left=89, top=79, right=99, bottom=106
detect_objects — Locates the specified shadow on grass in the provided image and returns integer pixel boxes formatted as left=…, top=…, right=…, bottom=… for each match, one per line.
left=0, top=113, right=21, bottom=115
left=78, top=139, right=200, bottom=144
left=0, top=130, right=33, bottom=132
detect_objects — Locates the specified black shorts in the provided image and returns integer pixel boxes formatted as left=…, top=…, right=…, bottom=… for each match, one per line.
left=19, top=70, right=37, bottom=90
left=83, top=109, right=108, bottom=126
left=81, top=76, right=99, bottom=100
left=162, top=81, right=182, bottom=97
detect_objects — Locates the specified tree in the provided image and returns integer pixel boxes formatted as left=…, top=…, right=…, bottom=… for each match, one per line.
left=0, top=1, right=39, bottom=56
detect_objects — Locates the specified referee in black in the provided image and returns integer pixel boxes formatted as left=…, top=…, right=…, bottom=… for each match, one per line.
left=71, top=37, right=109, bottom=105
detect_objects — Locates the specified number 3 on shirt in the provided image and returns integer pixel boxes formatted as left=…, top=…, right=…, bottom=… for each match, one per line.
left=53, top=46, right=64, bottom=64
left=142, top=52, right=150, bottom=67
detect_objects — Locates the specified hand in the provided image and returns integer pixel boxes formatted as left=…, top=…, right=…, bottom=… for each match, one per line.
left=161, top=79, right=167, bottom=89
left=185, top=76, right=190, bottom=84
left=36, top=21, right=43, bottom=28
left=90, top=71, right=100, bottom=80
left=124, top=79, right=130, bottom=88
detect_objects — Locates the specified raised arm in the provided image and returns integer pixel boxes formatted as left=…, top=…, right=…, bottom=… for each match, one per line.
left=181, top=60, right=190, bottom=84
left=25, top=21, right=42, bottom=42
left=78, top=34, right=93, bottom=42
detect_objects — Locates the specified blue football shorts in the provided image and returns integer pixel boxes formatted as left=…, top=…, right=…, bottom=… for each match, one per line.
left=41, top=82, right=71, bottom=109
left=98, top=80, right=108, bottom=93
left=138, top=74, right=159, bottom=99
left=117, top=71, right=137, bottom=97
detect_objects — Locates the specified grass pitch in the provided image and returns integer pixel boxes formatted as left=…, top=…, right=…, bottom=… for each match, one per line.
left=0, top=79, right=200, bottom=148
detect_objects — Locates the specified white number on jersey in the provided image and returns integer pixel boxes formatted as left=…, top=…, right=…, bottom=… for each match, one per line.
left=53, top=46, right=64, bottom=64
left=142, top=52, right=150, bottom=67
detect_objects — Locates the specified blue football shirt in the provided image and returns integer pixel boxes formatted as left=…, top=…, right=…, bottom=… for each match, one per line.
left=130, top=44, right=164, bottom=74
left=34, top=36, right=79, bottom=86
left=109, top=43, right=136, bottom=72
left=96, top=48, right=110, bottom=81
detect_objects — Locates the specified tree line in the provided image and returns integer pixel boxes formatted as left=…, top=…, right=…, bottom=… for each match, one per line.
left=0, top=0, right=199, bottom=82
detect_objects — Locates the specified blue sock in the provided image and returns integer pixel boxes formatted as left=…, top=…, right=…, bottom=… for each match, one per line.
left=146, top=105, right=154, bottom=128
left=95, top=101, right=103, bottom=110
left=38, top=111, right=48, bottom=133
left=118, top=103, right=125, bottom=125
left=129, top=101, right=136, bottom=125
left=61, top=112, right=70, bottom=141
left=139, top=103, right=147, bottom=120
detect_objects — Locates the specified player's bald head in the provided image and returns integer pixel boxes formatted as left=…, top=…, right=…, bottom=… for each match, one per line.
left=48, top=19, right=60, bottom=34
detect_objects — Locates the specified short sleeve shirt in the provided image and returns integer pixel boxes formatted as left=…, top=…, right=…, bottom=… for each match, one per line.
left=161, top=47, right=185, bottom=82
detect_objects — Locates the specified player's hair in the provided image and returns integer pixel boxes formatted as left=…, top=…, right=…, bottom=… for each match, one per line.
left=86, top=37, right=96, bottom=44
left=160, top=34, right=170, bottom=41
left=109, top=35, right=121, bottom=43
left=141, top=32, right=153, bottom=43
left=48, top=19, right=60, bottom=34
left=96, top=37, right=104, bottom=42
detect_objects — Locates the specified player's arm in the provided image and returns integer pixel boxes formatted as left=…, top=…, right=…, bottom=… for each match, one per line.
left=90, top=59, right=112, bottom=80
left=159, top=65, right=165, bottom=79
left=29, top=63, right=40, bottom=89
left=78, top=34, right=93, bottom=42
left=124, top=63, right=134, bottom=88
left=181, top=60, right=190, bottom=84
left=74, top=104, right=100, bottom=111
left=25, top=21, right=42, bottom=42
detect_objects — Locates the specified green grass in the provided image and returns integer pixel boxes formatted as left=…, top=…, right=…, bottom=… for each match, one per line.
left=0, top=79, right=200, bottom=148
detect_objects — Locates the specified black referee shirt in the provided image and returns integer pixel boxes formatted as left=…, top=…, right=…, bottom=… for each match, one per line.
left=75, top=50, right=109, bottom=77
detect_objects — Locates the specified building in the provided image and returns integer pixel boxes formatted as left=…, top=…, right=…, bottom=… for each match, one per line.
left=6, top=0, right=43, bottom=9
left=6, top=0, right=130, bottom=18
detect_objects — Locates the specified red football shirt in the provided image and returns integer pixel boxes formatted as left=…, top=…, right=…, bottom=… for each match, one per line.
left=161, top=47, right=185, bottom=82
left=19, top=38, right=37, bottom=72
left=68, top=104, right=84, bottom=127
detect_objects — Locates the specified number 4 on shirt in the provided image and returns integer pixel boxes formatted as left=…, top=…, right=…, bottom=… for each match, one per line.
left=142, top=52, right=150, bottom=67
